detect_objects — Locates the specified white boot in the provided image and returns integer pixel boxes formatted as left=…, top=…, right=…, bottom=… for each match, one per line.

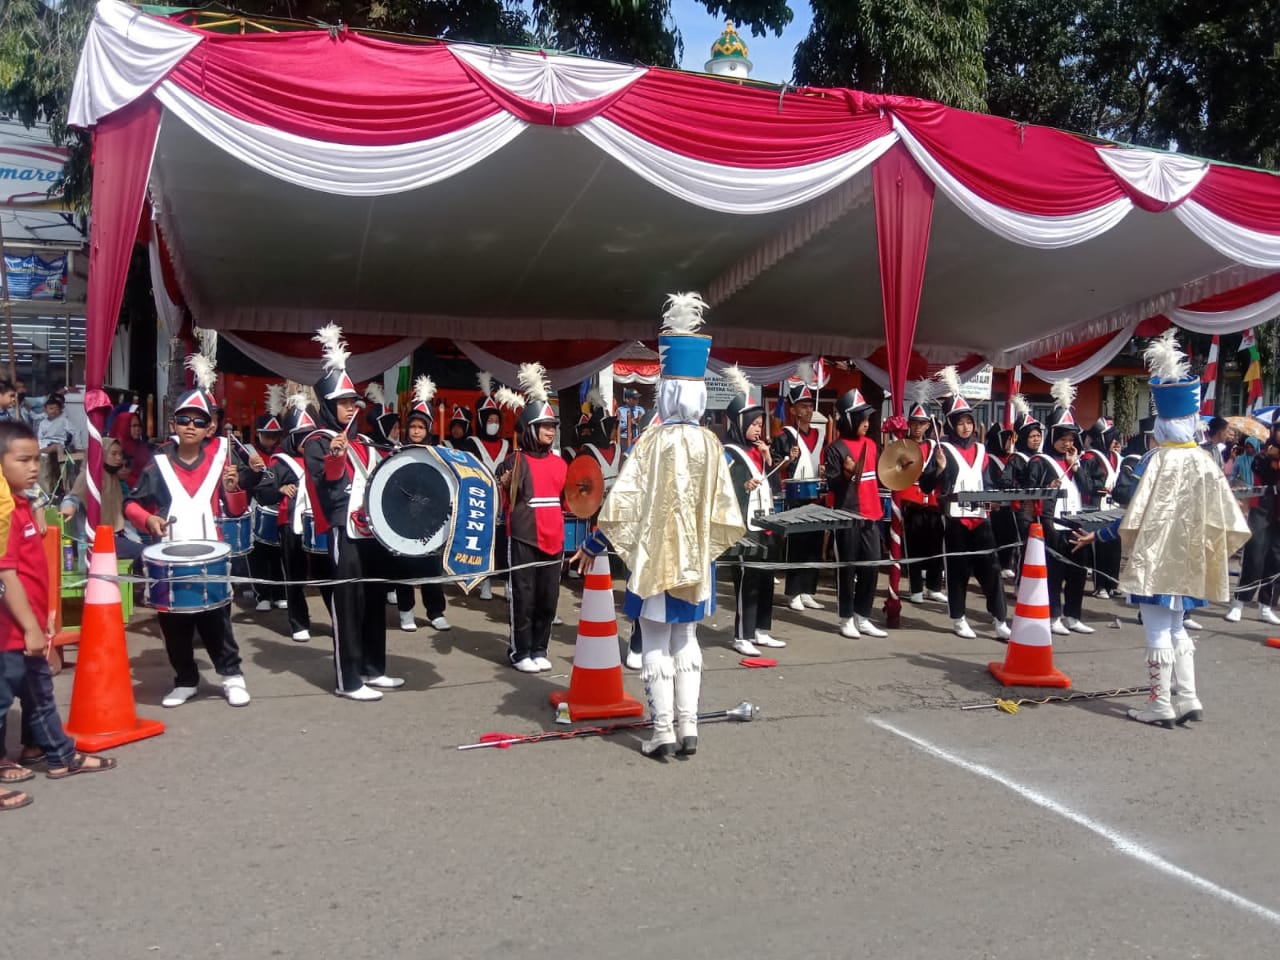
left=640, top=658, right=677, bottom=759
left=1128, top=653, right=1176, bottom=728
left=1172, top=640, right=1202, bottom=724
left=673, top=650, right=703, bottom=757
left=1262, top=605, right=1280, bottom=626
left=479, top=579, right=493, bottom=601
left=952, top=617, right=976, bottom=639
left=399, top=610, right=417, bottom=632
left=1225, top=600, right=1243, bottom=623
left=856, top=616, right=887, bottom=638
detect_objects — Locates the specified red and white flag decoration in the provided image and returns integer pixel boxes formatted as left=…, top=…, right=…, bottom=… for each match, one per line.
left=1004, top=365, right=1022, bottom=429
left=1200, top=335, right=1219, bottom=415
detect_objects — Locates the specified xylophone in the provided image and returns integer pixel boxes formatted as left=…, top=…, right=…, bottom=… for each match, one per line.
left=1233, top=485, right=1271, bottom=499
left=754, top=502, right=862, bottom=537
left=954, top=488, right=1065, bottom=506
left=1057, top=508, right=1126, bottom=532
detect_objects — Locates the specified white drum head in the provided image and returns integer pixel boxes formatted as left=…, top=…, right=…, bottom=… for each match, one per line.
left=365, top=446, right=458, bottom=556
left=143, top=540, right=232, bottom=563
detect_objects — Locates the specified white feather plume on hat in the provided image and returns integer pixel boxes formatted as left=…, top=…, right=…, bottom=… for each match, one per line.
left=935, top=365, right=962, bottom=397
left=1143, top=328, right=1191, bottom=382
left=265, top=384, right=285, bottom=417
left=1050, top=378, right=1076, bottom=410
left=365, top=382, right=386, bottom=407
left=906, top=379, right=930, bottom=405
left=477, top=371, right=494, bottom=397
left=1011, top=393, right=1030, bottom=419
left=723, top=364, right=754, bottom=400
left=516, top=362, right=550, bottom=405
left=661, top=292, right=708, bottom=334
left=286, top=391, right=311, bottom=416
left=185, top=353, right=216, bottom=392
left=584, top=388, right=606, bottom=411
left=495, top=386, right=524, bottom=412
left=413, top=375, right=437, bottom=408
left=313, top=323, right=350, bottom=374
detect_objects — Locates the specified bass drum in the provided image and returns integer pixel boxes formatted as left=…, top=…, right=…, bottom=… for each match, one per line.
left=364, top=446, right=458, bottom=557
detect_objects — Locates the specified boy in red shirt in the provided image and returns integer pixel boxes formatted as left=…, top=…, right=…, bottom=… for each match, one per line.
left=0, top=422, right=115, bottom=811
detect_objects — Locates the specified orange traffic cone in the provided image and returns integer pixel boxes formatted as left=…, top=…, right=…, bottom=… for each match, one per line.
left=549, top=554, right=644, bottom=721
left=63, top=526, right=165, bottom=752
left=989, top=522, right=1071, bottom=688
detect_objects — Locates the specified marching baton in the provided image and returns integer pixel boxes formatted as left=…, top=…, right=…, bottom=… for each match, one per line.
left=961, top=686, right=1147, bottom=715
left=457, top=700, right=759, bottom=751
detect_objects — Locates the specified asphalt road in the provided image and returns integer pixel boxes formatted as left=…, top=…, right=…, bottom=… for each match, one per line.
left=7, top=576, right=1280, bottom=959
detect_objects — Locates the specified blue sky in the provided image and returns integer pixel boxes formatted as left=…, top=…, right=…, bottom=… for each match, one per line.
left=672, top=0, right=812, bottom=84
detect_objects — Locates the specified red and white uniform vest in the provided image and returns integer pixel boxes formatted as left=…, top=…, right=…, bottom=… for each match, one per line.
left=153, top=437, right=234, bottom=541
left=1034, top=453, right=1084, bottom=530
left=465, top=437, right=511, bottom=477
left=726, top=444, right=772, bottom=532
left=306, top=430, right=378, bottom=539
left=576, top=441, right=622, bottom=493
left=1083, top=449, right=1118, bottom=509
left=785, top=425, right=822, bottom=480
left=273, top=452, right=311, bottom=533
left=940, top=441, right=988, bottom=521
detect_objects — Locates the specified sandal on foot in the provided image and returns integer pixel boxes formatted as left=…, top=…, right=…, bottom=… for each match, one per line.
left=46, top=753, right=117, bottom=780
left=18, top=750, right=46, bottom=766
left=0, top=761, right=34, bottom=784
left=0, top=788, right=33, bottom=810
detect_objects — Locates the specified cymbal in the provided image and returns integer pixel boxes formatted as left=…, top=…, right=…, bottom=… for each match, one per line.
left=878, top=438, right=924, bottom=491
left=565, top=454, right=605, bottom=519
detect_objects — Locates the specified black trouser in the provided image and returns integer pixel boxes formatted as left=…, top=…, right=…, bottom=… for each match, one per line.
left=834, top=520, right=880, bottom=619
left=1237, top=508, right=1276, bottom=605
left=784, top=498, right=822, bottom=596
left=328, top=529, right=388, bottom=692
left=158, top=607, right=242, bottom=688
left=249, top=540, right=284, bottom=604
left=943, top=517, right=1007, bottom=623
left=731, top=562, right=774, bottom=640
left=508, top=538, right=559, bottom=663
left=279, top=526, right=332, bottom=635
left=396, top=555, right=447, bottom=621
left=1043, top=523, right=1086, bottom=619
left=990, top=506, right=1020, bottom=573
left=1092, top=539, right=1121, bottom=593
left=903, top=502, right=943, bottom=594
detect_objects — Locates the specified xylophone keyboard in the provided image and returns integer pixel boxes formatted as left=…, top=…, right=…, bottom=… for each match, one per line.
left=954, top=488, right=1065, bottom=506
left=1233, top=485, right=1270, bottom=499
left=754, top=502, right=862, bottom=537
left=1057, top=508, right=1126, bottom=532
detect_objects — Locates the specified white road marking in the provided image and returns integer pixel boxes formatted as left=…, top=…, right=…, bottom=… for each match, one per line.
left=870, top=717, right=1280, bottom=927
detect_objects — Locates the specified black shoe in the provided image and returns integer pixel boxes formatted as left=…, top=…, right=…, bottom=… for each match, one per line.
left=641, top=741, right=676, bottom=760
left=676, top=736, right=698, bottom=757
left=1176, top=709, right=1203, bottom=725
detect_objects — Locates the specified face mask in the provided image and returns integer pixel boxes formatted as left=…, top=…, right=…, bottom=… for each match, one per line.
left=104, top=463, right=121, bottom=474
left=485, top=422, right=499, bottom=437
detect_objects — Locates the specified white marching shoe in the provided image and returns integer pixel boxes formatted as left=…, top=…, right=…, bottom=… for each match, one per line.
left=924, top=589, right=948, bottom=603
left=161, top=685, right=199, bottom=708
left=362, top=674, right=405, bottom=689
left=291, top=629, right=311, bottom=642
left=399, top=611, right=418, bottom=632
left=385, top=591, right=397, bottom=605
left=1181, top=617, right=1202, bottom=631
left=1050, top=617, right=1070, bottom=636
left=335, top=684, right=383, bottom=702
left=789, top=595, right=806, bottom=611
left=799, top=594, right=824, bottom=610
left=909, top=591, right=924, bottom=603
left=625, top=649, right=642, bottom=670
left=856, top=617, right=887, bottom=638
left=222, top=675, right=250, bottom=707
left=754, top=631, right=786, bottom=648
left=640, top=659, right=677, bottom=760
left=479, top=580, right=493, bottom=601
left=839, top=617, right=861, bottom=639
left=1262, top=605, right=1280, bottom=626
left=533, top=657, right=553, bottom=672
left=512, top=658, right=541, bottom=674
left=254, top=600, right=271, bottom=612
left=952, top=618, right=977, bottom=639
left=1064, top=617, right=1095, bottom=634
left=1172, top=641, right=1202, bottom=724
left=430, top=616, right=452, bottom=631
left=1225, top=600, right=1243, bottom=623
left=732, top=637, right=762, bottom=656
left=993, top=619, right=1012, bottom=640
left=1128, top=656, right=1176, bottom=728
left=1001, top=568, right=1016, bottom=581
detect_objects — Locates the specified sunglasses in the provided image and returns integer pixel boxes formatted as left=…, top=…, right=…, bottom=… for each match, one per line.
left=174, top=415, right=211, bottom=428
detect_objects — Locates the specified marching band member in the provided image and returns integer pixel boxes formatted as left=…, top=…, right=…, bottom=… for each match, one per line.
left=1071, top=331, right=1249, bottom=727
left=772, top=370, right=825, bottom=612
left=124, top=354, right=260, bottom=708
left=397, top=378, right=450, bottom=633
left=495, top=364, right=567, bottom=673
left=1002, top=396, right=1043, bottom=573
left=303, top=325, right=401, bottom=701
left=900, top=392, right=946, bottom=604
left=255, top=391, right=332, bottom=642
left=1227, top=434, right=1275, bottom=624
left=824, top=387, right=886, bottom=639
left=984, top=419, right=1019, bottom=580
left=365, top=382, right=401, bottom=448
left=248, top=389, right=288, bottom=612
left=919, top=367, right=1011, bottom=641
left=445, top=404, right=471, bottom=450
left=568, top=390, right=623, bottom=495
left=1082, top=417, right=1123, bottom=598
left=721, top=366, right=783, bottom=656
left=1026, top=380, right=1094, bottom=636
left=574, top=293, right=744, bottom=759
left=461, top=373, right=509, bottom=602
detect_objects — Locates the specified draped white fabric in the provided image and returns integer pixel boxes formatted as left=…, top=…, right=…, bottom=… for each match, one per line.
left=448, top=44, right=647, bottom=107
left=455, top=339, right=638, bottom=392
left=147, top=221, right=185, bottom=337
left=579, top=117, right=898, bottom=215
left=69, top=0, right=200, bottom=128
left=1020, top=319, right=1140, bottom=383
left=155, top=83, right=528, bottom=197
left=221, top=331, right=421, bottom=384
left=853, top=356, right=986, bottom=398
left=892, top=117, right=1133, bottom=248
left=705, top=355, right=819, bottom=386
left=1170, top=290, right=1280, bottom=333
left=1096, top=147, right=1208, bottom=206
left=1174, top=201, right=1280, bottom=269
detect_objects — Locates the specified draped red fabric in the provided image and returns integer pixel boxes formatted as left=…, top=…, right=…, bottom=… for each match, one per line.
left=893, top=101, right=1126, bottom=216
left=1179, top=271, right=1280, bottom=312
left=873, top=144, right=935, bottom=416
left=1023, top=332, right=1114, bottom=371
left=85, top=96, right=162, bottom=528
left=862, top=346, right=985, bottom=381
left=1191, top=166, right=1280, bottom=234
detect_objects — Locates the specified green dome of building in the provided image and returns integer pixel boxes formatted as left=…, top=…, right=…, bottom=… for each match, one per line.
left=704, top=20, right=752, bottom=78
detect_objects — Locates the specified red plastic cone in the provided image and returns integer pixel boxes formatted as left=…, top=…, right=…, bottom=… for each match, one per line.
left=63, top=526, right=165, bottom=752
left=989, top=523, right=1071, bottom=688
left=549, top=555, right=644, bottom=721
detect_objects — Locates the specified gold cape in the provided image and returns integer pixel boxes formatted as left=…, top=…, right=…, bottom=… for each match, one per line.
left=598, top=423, right=745, bottom=605
left=1118, top=445, right=1250, bottom=602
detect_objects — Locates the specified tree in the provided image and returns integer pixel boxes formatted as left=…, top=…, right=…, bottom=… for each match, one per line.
left=793, top=0, right=988, bottom=112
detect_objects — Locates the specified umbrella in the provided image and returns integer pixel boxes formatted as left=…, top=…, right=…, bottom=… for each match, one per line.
left=1251, top=406, right=1279, bottom=426
left=1227, top=416, right=1269, bottom=441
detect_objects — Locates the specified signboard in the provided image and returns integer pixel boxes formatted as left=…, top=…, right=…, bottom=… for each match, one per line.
left=705, top=373, right=735, bottom=410
left=959, top=364, right=993, bottom=401
left=2, top=253, right=67, bottom=300
left=0, top=119, right=67, bottom=205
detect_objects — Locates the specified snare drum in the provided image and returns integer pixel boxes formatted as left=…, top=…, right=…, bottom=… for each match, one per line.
left=251, top=504, right=279, bottom=546
left=301, top=511, right=329, bottom=555
left=142, top=540, right=231, bottom=612
left=218, top=514, right=252, bottom=556
left=563, top=513, right=589, bottom=554
left=783, top=478, right=822, bottom=502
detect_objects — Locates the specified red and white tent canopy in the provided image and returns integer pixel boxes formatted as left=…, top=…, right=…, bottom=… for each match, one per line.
left=70, top=0, right=1280, bottom=513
